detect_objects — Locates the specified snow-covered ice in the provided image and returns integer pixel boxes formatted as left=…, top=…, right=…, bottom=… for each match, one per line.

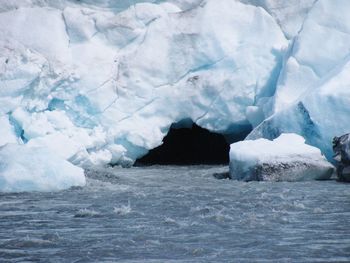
left=0, top=144, right=85, bottom=192
left=0, top=0, right=287, bottom=167
left=229, top=134, right=334, bottom=181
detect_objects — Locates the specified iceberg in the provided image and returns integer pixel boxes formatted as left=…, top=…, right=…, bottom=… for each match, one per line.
left=0, top=144, right=85, bottom=192
left=229, top=134, right=334, bottom=181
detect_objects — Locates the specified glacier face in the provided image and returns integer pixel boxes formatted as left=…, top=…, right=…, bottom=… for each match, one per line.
left=250, top=0, right=350, bottom=160
left=0, top=0, right=349, bottom=174
left=0, top=0, right=288, bottom=168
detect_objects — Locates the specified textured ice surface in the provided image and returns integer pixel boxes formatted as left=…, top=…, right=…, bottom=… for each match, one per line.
left=230, top=133, right=334, bottom=181
left=241, top=0, right=316, bottom=39
left=247, top=0, right=350, bottom=160
left=249, top=58, right=350, bottom=160
left=0, top=144, right=85, bottom=192
left=273, top=0, right=350, bottom=112
left=0, top=0, right=349, bottom=182
left=0, top=0, right=287, bottom=168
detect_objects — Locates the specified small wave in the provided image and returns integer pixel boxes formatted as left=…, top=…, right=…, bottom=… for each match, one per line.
left=3, top=237, right=53, bottom=249
left=164, top=217, right=178, bottom=225
left=74, top=208, right=100, bottom=218
left=313, top=207, right=324, bottom=213
left=114, top=202, right=132, bottom=216
left=191, top=206, right=211, bottom=216
left=293, top=201, right=306, bottom=210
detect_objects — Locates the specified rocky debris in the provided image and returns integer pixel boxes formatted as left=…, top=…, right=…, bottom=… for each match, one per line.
left=333, top=134, right=350, bottom=182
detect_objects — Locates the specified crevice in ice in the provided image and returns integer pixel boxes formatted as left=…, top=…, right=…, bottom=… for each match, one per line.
left=86, top=59, right=120, bottom=94
left=194, top=64, right=242, bottom=123
left=295, top=0, right=319, bottom=37
left=8, top=113, right=27, bottom=143
left=313, top=52, right=350, bottom=89
left=255, top=48, right=285, bottom=101
left=99, top=96, right=119, bottom=113
left=317, top=21, right=350, bottom=37
left=176, top=0, right=206, bottom=13
left=154, top=56, right=226, bottom=89
left=293, top=55, right=320, bottom=78
left=194, top=82, right=228, bottom=123
left=114, top=97, right=159, bottom=123
left=61, top=12, right=71, bottom=47
left=133, top=17, right=159, bottom=48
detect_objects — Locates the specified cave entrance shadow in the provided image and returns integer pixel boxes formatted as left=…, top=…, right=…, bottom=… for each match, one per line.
left=135, top=122, right=250, bottom=166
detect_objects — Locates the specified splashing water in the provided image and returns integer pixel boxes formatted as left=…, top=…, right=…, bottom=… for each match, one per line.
left=0, top=165, right=349, bottom=262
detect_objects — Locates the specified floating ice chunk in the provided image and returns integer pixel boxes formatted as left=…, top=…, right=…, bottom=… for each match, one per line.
left=229, top=134, right=334, bottom=181
left=0, top=144, right=85, bottom=192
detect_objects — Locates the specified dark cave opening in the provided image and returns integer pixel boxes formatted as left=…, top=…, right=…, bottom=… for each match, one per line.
left=136, top=122, right=250, bottom=165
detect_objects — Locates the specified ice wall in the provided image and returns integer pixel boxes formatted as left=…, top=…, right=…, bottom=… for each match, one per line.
left=249, top=0, right=350, bottom=160
left=0, top=0, right=349, bottom=170
left=0, top=0, right=287, bottom=167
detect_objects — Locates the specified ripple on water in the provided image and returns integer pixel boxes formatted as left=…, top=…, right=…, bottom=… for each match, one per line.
left=0, top=166, right=349, bottom=262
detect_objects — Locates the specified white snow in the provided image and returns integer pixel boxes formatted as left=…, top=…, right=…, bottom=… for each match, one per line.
left=0, top=144, right=85, bottom=192
left=229, top=134, right=334, bottom=181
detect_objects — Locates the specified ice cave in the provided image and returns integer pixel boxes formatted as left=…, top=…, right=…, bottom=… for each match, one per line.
left=136, top=118, right=252, bottom=165
left=136, top=123, right=230, bottom=165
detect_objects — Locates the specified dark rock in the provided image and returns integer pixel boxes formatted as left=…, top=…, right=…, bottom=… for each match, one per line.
left=333, top=134, right=350, bottom=182
left=213, top=171, right=230, bottom=180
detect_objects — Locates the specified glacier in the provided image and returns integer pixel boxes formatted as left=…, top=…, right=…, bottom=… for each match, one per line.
left=0, top=0, right=349, bottom=190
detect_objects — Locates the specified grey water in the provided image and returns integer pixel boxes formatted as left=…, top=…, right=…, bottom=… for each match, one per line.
left=0, top=165, right=350, bottom=262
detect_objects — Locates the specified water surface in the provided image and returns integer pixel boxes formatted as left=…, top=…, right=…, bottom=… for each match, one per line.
left=0, top=165, right=349, bottom=262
